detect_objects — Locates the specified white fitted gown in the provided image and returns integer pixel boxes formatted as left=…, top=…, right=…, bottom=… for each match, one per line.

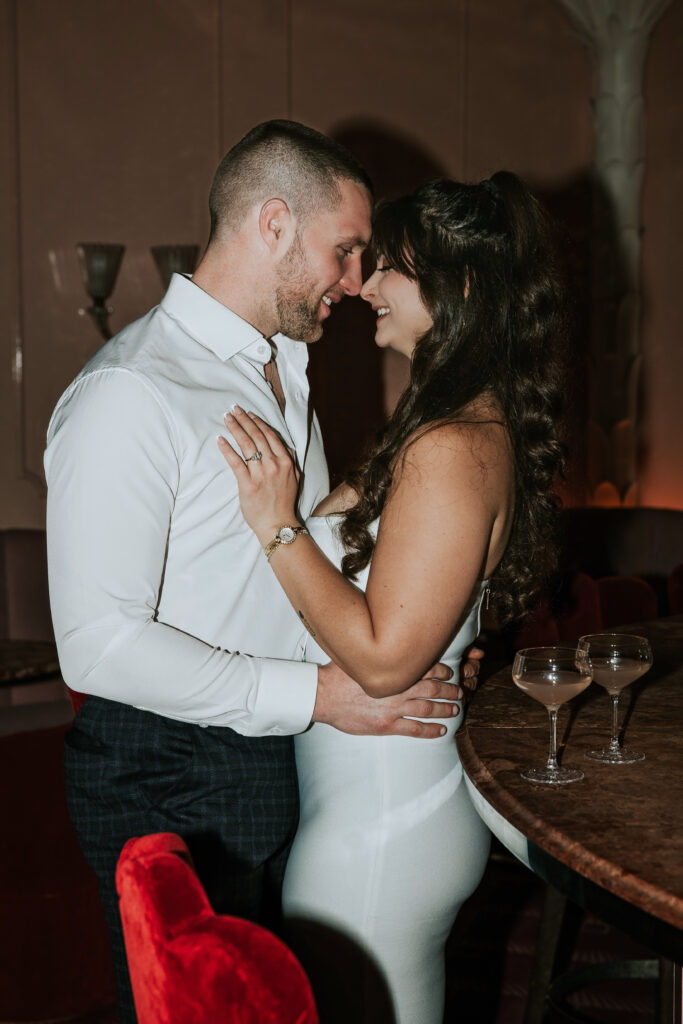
left=282, top=516, right=491, bottom=1024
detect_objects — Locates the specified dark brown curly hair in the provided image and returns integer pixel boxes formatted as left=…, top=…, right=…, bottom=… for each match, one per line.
left=339, top=173, right=568, bottom=624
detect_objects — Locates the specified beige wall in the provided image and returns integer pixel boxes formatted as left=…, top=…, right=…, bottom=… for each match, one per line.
left=1, top=0, right=680, bottom=527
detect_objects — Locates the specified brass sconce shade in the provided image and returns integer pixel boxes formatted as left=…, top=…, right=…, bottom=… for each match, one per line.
left=76, top=242, right=125, bottom=341
left=151, top=245, right=200, bottom=289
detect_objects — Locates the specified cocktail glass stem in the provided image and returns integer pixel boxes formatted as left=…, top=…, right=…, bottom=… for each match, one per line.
left=546, top=708, right=559, bottom=772
left=608, top=694, right=621, bottom=754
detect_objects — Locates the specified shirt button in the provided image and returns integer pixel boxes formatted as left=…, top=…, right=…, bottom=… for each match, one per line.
left=258, top=344, right=270, bottom=359
left=199, top=723, right=208, bottom=729
left=270, top=727, right=283, bottom=735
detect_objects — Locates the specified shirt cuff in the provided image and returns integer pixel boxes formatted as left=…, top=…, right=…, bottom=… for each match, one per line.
left=246, top=658, right=318, bottom=737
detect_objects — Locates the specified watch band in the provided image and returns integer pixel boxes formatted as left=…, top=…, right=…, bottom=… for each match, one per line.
left=264, top=525, right=310, bottom=561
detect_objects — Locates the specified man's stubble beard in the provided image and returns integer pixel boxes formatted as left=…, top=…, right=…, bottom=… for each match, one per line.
left=275, top=231, right=324, bottom=343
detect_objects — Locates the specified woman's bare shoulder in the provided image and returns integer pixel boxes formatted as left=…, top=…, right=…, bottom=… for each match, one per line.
left=399, top=402, right=510, bottom=473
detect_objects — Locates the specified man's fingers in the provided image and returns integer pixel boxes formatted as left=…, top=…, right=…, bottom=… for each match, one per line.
left=405, top=697, right=461, bottom=718
left=421, top=662, right=453, bottom=681
left=391, top=719, right=453, bottom=739
left=461, top=643, right=485, bottom=689
left=412, top=679, right=462, bottom=701
left=315, top=661, right=465, bottom=741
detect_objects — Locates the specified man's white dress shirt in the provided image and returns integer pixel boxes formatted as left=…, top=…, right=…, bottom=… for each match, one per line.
left=45, top=274, right=329, bottom=735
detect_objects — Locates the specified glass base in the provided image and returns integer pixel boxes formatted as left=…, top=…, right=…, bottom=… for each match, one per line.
left=585, top=747, right=645, bottom=765
left=520, top=765, right=584, bottom=785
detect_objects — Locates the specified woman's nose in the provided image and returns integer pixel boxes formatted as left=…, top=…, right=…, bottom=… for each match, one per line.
left=360, top=271, right=378, bottom=303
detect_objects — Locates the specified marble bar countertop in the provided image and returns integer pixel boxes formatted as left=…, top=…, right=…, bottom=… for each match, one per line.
left=456, top=615, right=683, bottom=963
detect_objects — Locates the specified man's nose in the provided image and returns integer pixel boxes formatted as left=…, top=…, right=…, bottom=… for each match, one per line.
left=340, top=254, right=364, bottom=296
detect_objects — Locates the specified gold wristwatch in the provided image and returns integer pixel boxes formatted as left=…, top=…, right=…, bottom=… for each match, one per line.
left=263, top=525, right=310, bottom=561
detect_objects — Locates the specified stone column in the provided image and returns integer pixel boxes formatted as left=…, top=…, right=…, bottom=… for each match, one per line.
left=556, top=0, right=672, bottom=505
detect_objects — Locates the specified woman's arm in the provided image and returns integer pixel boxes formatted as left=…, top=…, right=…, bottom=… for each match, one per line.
left=220, top=407, right=512, bottom=697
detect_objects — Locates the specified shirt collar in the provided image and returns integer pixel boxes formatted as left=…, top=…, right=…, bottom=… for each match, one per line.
left=272, top=332, right=311, bottom=377
left=160, top=273, right=309, bottom=374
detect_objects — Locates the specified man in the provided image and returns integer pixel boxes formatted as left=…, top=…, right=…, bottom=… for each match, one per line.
left=45, top=121, right=475, bottom=1022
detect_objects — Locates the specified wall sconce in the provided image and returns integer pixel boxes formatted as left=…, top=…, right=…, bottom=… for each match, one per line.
left=76, top=243, right=200, bottom=341
left=151, top=244, right=200, bottom=289
left=76, top=242, right=125, bottom=341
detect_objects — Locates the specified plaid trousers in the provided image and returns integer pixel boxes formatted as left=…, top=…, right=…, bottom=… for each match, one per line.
left=64, top=696, right=299, bottom=1024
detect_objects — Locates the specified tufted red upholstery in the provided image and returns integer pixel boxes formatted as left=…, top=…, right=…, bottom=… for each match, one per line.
left=514, top=572, right=602, bottom=650
left=597, top=575, right=658, bottom=630
left=116, top=833, right=318, bottom=1024
left=555, top=572, right=603, bottom=641
left=513, top=595, right=561, bottom=650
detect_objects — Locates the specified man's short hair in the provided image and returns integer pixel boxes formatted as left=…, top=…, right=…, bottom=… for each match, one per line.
left=208, top=120, right=373, bottom=240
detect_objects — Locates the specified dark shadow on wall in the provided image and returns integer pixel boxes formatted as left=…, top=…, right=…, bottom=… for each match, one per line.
left=534, top=173, right=593, bottom=507
left=310, top=120, right=595, bottom=502
left=307, top=120, right=447, bottom=487
left=535, top=169, right=638, bottom=508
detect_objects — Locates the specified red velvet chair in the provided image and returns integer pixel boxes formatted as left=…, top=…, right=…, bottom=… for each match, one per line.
left=514, top=573, right=603, bottom=650
left=116, top=833, right=318, bottom=1024
left=515, top=572, right=660, bottom=651
left=597, top=574, right=658, bottom=630
left=66, top=685, right=90, bottom=714
left=668, top=563, right=683, bottom=615
left=554, top=571, right=603, bottom=641
left=513, top=596, right=560, bottom=650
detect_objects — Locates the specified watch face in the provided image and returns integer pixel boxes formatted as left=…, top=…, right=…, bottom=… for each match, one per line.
left=278, top=526, right=296, bottom=544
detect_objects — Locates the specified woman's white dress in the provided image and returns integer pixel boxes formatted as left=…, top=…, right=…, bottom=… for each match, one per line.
left=282, top=516, right=491, bottom=1024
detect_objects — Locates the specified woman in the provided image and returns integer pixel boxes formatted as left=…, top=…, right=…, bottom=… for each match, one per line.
left=218, top=173, right=567, bottom=1023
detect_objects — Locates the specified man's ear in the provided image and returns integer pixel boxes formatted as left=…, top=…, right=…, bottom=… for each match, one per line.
left=259, top=198, right=296, bottom=255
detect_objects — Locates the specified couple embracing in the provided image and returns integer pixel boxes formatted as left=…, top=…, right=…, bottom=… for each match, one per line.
left=45, top=119, right=566, bottom=1024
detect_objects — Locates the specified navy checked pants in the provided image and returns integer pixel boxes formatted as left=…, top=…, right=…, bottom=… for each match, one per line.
left=64, top=697, right=299, bottom=1024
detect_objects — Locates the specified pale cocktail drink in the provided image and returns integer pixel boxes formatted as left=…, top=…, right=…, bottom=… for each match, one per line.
left=589, top=657, right=650, bottom=695
left=513, top=669, right=592, bottom=710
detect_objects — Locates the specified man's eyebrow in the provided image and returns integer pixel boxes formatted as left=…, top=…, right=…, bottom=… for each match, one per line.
left=338, top=234, right=370, bottom=249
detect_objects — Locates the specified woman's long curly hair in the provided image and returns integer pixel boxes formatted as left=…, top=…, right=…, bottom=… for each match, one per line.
left=339, top=173, right=568, bottom=624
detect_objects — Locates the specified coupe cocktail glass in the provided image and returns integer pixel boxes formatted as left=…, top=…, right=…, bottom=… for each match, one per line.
left=512, top=646, right=592, bottom=785
left=578, top=633, right=652, bottom=765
